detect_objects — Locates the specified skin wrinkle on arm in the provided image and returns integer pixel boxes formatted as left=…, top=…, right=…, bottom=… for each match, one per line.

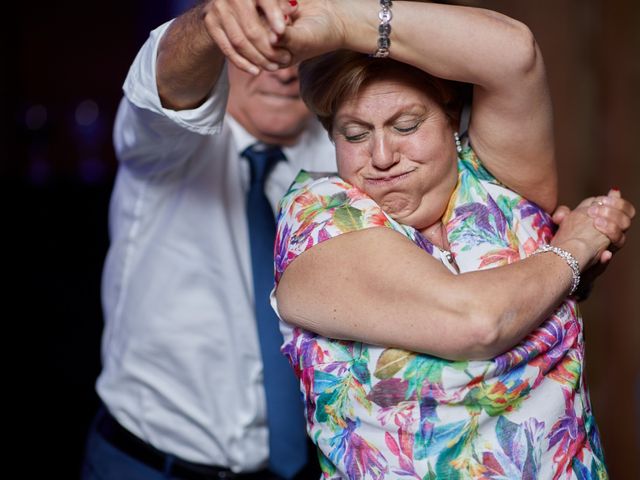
left=277, top=227, right=576, bottom=361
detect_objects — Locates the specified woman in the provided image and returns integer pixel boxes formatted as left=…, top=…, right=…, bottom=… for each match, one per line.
left=210, top=0, right=635, bottom=477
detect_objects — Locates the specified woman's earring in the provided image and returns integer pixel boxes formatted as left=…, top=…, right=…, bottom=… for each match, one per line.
left=454, top=132, right=463, bottom=154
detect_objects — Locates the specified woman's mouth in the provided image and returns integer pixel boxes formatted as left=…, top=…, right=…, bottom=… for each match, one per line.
left=364, top=169, right=415, bottom=187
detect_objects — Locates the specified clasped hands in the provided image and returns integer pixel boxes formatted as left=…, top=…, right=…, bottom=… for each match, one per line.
left=551, top=188, right=635, bottom=299
left=553, top=188, right=635, bottom=265
left=202, top=0, right=345, bottom=75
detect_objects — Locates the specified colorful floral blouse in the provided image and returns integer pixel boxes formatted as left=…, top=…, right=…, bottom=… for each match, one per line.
left=272, top=147, right=607, bottom=479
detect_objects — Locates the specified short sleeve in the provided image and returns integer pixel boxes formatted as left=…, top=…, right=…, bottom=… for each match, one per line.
left=274, top=171, right=395, bottom=285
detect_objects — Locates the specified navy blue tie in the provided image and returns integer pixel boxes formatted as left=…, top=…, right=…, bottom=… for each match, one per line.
left=242, top=144, right=307, bottom=478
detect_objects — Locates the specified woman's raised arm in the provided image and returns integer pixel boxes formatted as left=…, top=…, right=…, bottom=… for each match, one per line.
left=283, top=0, right=556, bottom=211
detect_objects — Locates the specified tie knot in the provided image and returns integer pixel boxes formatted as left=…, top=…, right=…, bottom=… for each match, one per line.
left=242, top=144, right=286, bottom=187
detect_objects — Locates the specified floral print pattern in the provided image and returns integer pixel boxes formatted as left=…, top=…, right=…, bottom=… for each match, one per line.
left=273, top=147, right=607, bottom=479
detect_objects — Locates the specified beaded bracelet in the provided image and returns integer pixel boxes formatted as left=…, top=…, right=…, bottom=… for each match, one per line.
left=372, top=0, right=392, bottom=58
left=532, top=244, right=581, bottom=296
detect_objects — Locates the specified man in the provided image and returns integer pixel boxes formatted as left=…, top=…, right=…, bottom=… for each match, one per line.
left=82, top=1, right=335, bottom=478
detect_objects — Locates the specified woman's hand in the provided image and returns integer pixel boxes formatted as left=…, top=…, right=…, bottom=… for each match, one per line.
left=551, top=189, right=635, bottom=272
left=552, top=188, right=635, bottom=264
left=278, top=0, right=348, bottom=64
left=551, top=189, right=635, bottom=300
left=202, top=0, right=297, bottom=75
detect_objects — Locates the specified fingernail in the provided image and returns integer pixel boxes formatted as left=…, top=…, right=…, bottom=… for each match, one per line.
left=289, top=0, right=298, bottom=6
left=595, top=217, right=607, bottom=227
left=248, top=66, right=260, bottom=76
left=588, top=206, right=598, bottom=216
left=266, top=63, right=279, bottom=72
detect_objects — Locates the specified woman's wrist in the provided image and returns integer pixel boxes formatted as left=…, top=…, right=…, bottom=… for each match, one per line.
left=549, top=238, right=592, bottom=272
left=532, top=244, right=581, bottom=296
left=371, top=0, right=393, bottom=58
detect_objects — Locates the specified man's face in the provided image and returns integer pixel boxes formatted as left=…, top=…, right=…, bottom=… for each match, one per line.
left=226, top=64, right=313, bottom=146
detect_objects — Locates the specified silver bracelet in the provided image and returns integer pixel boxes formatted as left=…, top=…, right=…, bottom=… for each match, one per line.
left=371, top=0, right=392, bottom=58
left=532, top=244, right=581, bottom=296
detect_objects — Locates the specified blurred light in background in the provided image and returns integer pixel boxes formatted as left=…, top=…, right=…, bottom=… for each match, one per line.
left=75, top=100, right=99, bottom=127
left=73, top=99, right=108, bottom=184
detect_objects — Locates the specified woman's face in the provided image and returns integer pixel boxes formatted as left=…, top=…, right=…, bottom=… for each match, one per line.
left=332, top=73, right=458, bottom=233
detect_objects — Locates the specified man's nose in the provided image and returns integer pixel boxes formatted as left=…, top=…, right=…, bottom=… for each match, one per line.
left=273, top=65, right=298, bottom=84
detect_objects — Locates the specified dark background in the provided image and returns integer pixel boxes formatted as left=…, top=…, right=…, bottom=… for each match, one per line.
left=10, top=1, right=194, bottom=475
left=10, top=0, right=638, bottom=477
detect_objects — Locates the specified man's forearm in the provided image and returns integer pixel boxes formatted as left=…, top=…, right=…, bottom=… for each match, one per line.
left=156, top=3, right=226, bottom=111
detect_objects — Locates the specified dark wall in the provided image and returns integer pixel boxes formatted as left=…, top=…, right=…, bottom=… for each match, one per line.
left=469, top=2, right=640, bottom=476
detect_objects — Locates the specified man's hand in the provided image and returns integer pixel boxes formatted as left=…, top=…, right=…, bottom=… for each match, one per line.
left=203, top=0, right=296, bottom=75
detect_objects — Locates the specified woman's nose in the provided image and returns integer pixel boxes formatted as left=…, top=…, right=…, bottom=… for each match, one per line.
left=371, top=134, right=397, bottom=170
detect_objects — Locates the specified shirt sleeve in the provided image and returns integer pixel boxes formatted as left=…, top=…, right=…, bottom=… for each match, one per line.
left=114, top=20, right=230, bottom=174
left=274, top=171, right=394, bottom=285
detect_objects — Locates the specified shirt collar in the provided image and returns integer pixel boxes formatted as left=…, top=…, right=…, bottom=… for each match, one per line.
left=227, top=113, right=328, bottom=163
left=227, top=115, right=258, bottom=156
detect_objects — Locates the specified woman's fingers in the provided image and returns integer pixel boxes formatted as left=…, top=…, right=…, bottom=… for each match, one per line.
left=604, top=189, right=636, bottom=218
left=262, top=0, right=299, bottom=35
left=587, top=195, right=634, bottom=249
left=562, top=189, right=635, bottom=269
left=551, top=205, right=571, bottom=225
left=589, top=202, right=632, bottom=230
left=593, top=215, right=627, bottom=247
left=599, top=250, right=613, bottom=264
left=278, top=0, right=347, bottom=64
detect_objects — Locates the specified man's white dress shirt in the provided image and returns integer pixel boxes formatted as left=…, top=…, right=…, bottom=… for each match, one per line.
left=96, top=21, right=336, bottom=472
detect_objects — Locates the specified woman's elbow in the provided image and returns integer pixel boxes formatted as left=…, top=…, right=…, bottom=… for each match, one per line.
left=500, top=19, right=541, bottom=79
left=518, top=24, right=540, bottom=75
left=444, top=309, right=504, bottom=361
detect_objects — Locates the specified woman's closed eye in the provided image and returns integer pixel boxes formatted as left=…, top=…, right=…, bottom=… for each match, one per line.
left=343, top=129, right=369, bottom=143
left=339, top=117, right=423, bottom=142
left=393, top=121, right=421, bottom=134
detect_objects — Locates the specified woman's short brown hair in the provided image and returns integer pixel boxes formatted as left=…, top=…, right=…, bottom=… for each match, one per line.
left=299, top=50, right=469, bottom=134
